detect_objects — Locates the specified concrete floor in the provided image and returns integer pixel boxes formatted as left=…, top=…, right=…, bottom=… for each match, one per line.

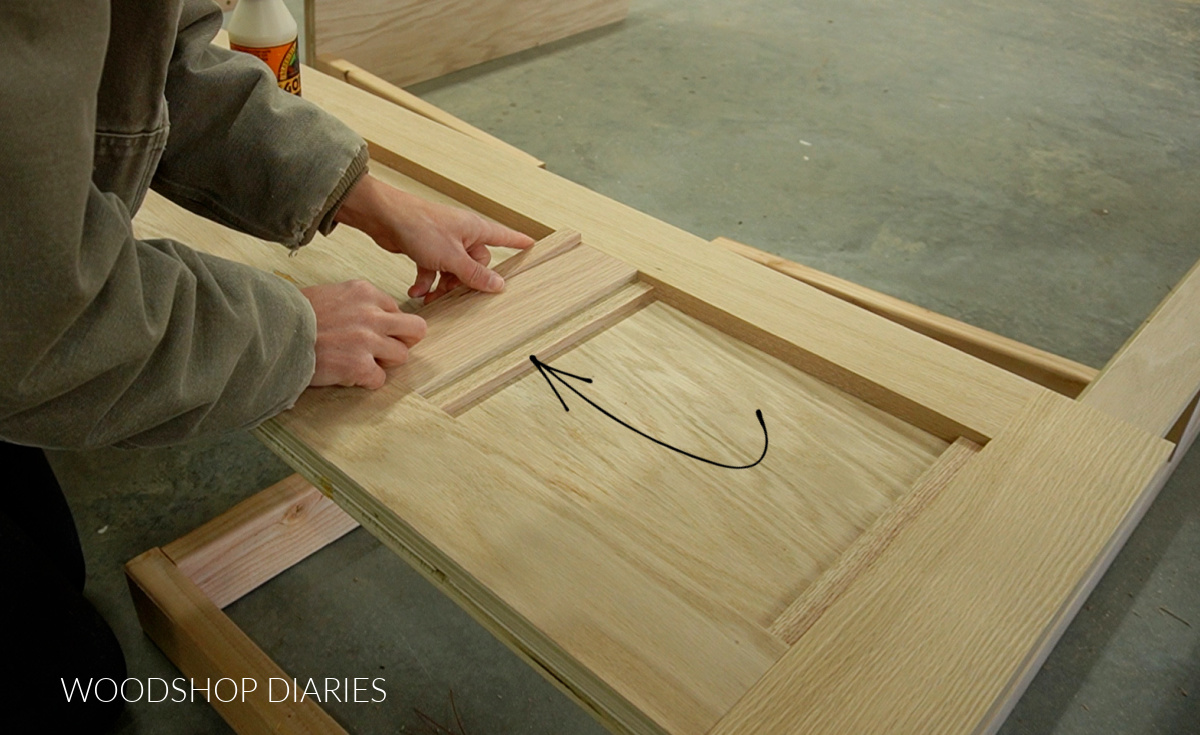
left=53, top=0, right=1198, bottom=732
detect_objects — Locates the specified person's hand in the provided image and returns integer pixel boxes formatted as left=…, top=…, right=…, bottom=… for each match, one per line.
left=300, top=281, right=426, bottom=389
left=334, top=174, right=536, bottom=304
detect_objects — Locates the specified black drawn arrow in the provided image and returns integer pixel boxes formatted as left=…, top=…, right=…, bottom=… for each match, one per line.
left=529, top=355, right=768, bottom=469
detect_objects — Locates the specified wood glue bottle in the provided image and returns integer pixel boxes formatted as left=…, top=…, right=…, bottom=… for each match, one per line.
left=227, top=0, right=302, bottom=95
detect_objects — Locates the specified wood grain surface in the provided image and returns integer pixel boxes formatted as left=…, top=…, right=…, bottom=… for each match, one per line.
left=708, top=392, right=1169, bottom=735
left=313, top=0, right=630, bottom=88
left=715, top=236, right=1098, bottom=398
left=163, top=474, right=358, bottom=609
left=261, top=300, right=947, bottom=734
left=300, top=66, right=1042, bottom=443
left=1080, top=257, right=1200, bottom=437
left=126, top=549, right=347, bottom=735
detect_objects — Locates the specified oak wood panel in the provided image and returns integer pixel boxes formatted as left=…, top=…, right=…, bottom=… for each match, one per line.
left=126, top=548, right=347, bottom=735
left=163, top=474, right=358, bottom=609
left=769, top=436, right=981, bottom=644
left=708, top=392, right=1170, bottom=735
left=1079, top=257, right=1200, bottom=437
left=715, top=236, right=1097, bottom=398
left=312, top=0, right=630, bottom=88
left=299, top=66, right=1043, bottom=442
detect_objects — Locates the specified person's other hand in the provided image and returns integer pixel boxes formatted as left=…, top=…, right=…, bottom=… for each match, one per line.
left=334, top=174, right=536, bottom=304
left=300, top=280, right=426, bottom=389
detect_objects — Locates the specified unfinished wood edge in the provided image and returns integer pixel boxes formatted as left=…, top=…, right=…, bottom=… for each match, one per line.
left=125, top=548, right=348, bottom=735
left=769, top=437, right=982, bottom=643
left=163, top=473, right=360, bottom=609
left=1079, top=257, right=1200, bottom=436
left=325, top=59, right=545, bottom=169
left=1168, top=394, right=1200, bottom=462
left=303, top=0, right=316, bottom=66
left=713, top=237, right=1097, bottom=398
left=416, top=229, right=581, bottom=316
left=493, top=229, right=582, bottom=279
left=431, top=281, right=656, bottom=415
left=646, top=275, right=988, bottom=444
left=365, top=141, right=554, bottom=241
left=254, top=422, right=667, bottom=735
left=975, top=453, right=1179, bottom=735
left=313, top=56, right=349, bottom=81
left=414, top=253, right=639, bottom=397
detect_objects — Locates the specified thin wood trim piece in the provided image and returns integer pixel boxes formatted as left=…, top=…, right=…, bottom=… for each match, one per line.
left=769, top=437, right=981, bottom=644
left=714, top=237, right=1097, bottom=398
left=399, top=242, right=636, bottom=396
left=708, top=393, right=1170, bottom=735
left=163, top=474, right=359, bottom=609
left=1079, top=257, right=1200, bottom=438
left=320, top=58, right=545, bottom=169
left=125, top=548, right=348, bottom=735
left=302, top=66, right=1042, bottom=442
left=427, top=281, right=656, bottom=415
left=417, top=229, right=580, bottom=313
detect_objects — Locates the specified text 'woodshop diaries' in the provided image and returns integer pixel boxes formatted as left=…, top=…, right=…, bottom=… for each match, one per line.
left=59, top=676, right=388, bottom=704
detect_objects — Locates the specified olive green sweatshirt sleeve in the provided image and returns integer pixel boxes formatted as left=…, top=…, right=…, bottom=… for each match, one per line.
left=153, top=1, right=370, bottom=249
left=0, top=0, right=361, bottom=449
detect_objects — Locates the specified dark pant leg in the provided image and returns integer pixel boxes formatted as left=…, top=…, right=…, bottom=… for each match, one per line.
left=0, top=441, right=126, bottom=732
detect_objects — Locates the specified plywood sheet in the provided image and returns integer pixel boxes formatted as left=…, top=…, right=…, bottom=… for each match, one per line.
left=261, top=299, right=948, bottom=734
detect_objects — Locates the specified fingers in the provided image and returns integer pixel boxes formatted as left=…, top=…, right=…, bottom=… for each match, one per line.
left=380, top=312, right=427, bottom=346
left=409, top=267, right=437, bottom=299
left=449, top=252, right=505, bottom=293
left=475, top=219, right=536, bottom=251
left=301, top=280, right=427, bottom=390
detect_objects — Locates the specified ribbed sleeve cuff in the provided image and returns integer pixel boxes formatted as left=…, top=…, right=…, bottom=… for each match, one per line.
left=295, top=143, right=370, bottom=249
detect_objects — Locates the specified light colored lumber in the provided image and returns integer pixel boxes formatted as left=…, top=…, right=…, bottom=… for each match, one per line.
left=975, top=424, right=1198, bottom=733
left=162, top=474, right=359, bottom=609
left=427, top=281, right=656, bottom=415
left=714, top=236, right=1098, bottom=398
left=312, top=0, right=630, bottom=88
left=260, top=393, right=785, bottom=735
left=708, top=392, right=1170, bottom=735
left=769, top=436, right=981, bottom=644
left=399, top=242, right=636, bottom=395
left=125, top=548, right=347, bottom=735
left=260, top=300, right=948, bottom=734
left=417, top=228, right=580, bottom=312
left=133, top=163, right=524, bottom=308
left=298, top=65, right=1043, bottom=442
left=321, top=58, right=545, bottom=169
left=1079, top=257, right=1200, bottom=437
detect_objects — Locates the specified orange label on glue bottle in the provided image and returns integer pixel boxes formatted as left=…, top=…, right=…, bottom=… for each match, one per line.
left=231, top=40, right=301, bottom=95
